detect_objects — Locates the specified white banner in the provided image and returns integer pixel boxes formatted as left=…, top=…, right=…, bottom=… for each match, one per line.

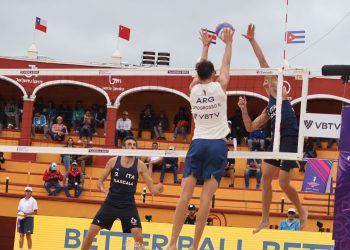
left=302, top=113, right=341, bottom=138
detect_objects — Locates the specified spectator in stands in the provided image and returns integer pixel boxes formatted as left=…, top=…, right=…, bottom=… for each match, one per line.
left=316, top=137, right=338, bottom=149
left=248, top=128, right=265, bottom=151
left=172, top=106, right=190, bottom=142
left=57, top=103, right=72, bottom=132
left=160, top=145, right=178, bottom=184
left=298, top=137, right=317, bottom=172
left=94, top=106, right=106, bottom=136
left=0, top=100, right=5, bottom=132
left=229, top=109, right=246, bottom=144
left=207, top=217, right=213, bottom=226
left=145, top=142, right=163, bottom=176
left=225, top=156, right=235, bottom=188
left=244, top=154, right=262, bottom=189
left=63, top=161, right=84, bottom=198
left=72, top=101, right=84, bottom=133
left=5, top=99, right=20, bottom=129
left=17, top=186, right=38, bottom=250
left=154, top=111, right=169, bottom=140
left=43, top=101, right=56, bottom=128
left=226, top=120, right=237, bottom=151
left=43, top=162, right=63, bottom=196
left=79, top=110, right=93, bottom=144
left=279, top=208, right=300, bottom=231
left=61, top=137, right=77, bottom=172
left=77, top=138, right=93, bottom=175
left=48, top=116, right=68, bottom=141
left=184, top=204, right=196, bottom=225
left=138, top=104, right=155, bottom=139
left=0, top=152, right=5, bottom=171
left=32, top=111, right=49, bottom=139
left=115, top=111, right=132, bottom=146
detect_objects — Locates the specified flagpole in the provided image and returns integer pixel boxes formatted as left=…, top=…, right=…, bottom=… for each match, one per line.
left=32, top=28, right=36, bottom=45
left=282, top=0, right=289, bottom=69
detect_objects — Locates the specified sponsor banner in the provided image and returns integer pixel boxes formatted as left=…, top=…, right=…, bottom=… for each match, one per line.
left=302, top=113, right=341, bottom=139
left=301, top=159, right=333, bottom=193
left=167, top=70, right=190, bottom=75
left=88, top=149, right=110, bottom=154
left=14, top=215, right=334, bottom=249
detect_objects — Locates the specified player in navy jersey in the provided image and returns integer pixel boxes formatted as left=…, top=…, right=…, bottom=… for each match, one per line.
left=238, top=24, right=307, bottom=234
left=81, top=136, right=163, bottom=250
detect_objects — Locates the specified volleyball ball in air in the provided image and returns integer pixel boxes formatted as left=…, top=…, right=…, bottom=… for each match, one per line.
left=215, top=22, right=235, bottom=39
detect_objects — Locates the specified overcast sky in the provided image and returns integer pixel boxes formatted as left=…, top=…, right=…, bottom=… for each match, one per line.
left=1, top=0, right=350, bottom=75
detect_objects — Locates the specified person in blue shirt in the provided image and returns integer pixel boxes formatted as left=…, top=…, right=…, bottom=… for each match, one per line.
left=279, top=208, right=300, bottom=231
left=32, top=111, right=48, bottom=139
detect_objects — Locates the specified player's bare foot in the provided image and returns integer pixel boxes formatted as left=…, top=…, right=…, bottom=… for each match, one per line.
left=300, top=209, right=308, bottom=230
left=252, top=220, right=270, bottom=234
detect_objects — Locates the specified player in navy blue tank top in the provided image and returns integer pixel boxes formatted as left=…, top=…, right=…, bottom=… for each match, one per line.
left=81, top=136, right=163, bottom=250
left=238, top=24, right=307, bottom=234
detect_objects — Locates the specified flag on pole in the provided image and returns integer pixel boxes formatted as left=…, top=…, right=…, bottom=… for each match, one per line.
left=35, top=17, right=47, bottom=33
left=118, top=25, right=131, bottom=41
left=287, top=30, right=305, bottom=44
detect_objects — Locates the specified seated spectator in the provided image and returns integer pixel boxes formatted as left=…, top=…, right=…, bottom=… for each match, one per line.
left=48, top=116, right=68, bottom=141
left=0, top=101, right=5, bottom=131
left=57, top=103, right=72, bottom=132
left=138, top=104, right=155, bottom=139
left=172, top=106, right=190, bottom=142
left=160, top=145, right=178, bottom=184
left=244, top=156, right=262, bottom=189
left=299, top=137, right=317, bottom=172
left=226, top=120, right=237, bottom=151
left=115, top=111, right=132, bottom=146
left=43, top=162, right=63, bottom=196
left=78, top=110, right=93, bottom=144
left=32, top=111, right=48, bottom=139
left=72, top=102, right=84, bottom=133
left=61, top=138, right=77, bottom=172
left=316, top=137, right=338, bottom=149
left=145, top=142, right=163, bottom=176
left=154, top=111, right=169, bottom=140
left=229, top=109, right=247, bottom=144
left=184, top=204, right=196, bottom=225
left=43, top=101, right=56, bottom=128
left=0, top=152, right=5, bottom=171
left=63, top=161, right=84, bottom=198
left=279, top=208, right=300, bottom=231
left=225, top=157, right=235, bottom=188
left=248, top=128, right=265, bottom=151
left=94, top=106, right=106, bottom=136
left=76, top=138, right=93, bottom=175
left=5, top=99, right=20, bottom=129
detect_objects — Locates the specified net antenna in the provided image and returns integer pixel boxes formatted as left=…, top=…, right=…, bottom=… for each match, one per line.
left=0, top=67, right=309, bottom=160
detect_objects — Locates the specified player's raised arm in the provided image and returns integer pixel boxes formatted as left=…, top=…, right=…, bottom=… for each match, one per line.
left=97, top=157, right=115, bottom=193
left=199, top=29, right=212, bottom=62
left=138, top=160, right=163, bottom=195
left=217, top=27, right=234, bottom=91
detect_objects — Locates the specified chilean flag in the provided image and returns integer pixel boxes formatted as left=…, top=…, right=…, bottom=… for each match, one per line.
left=35, top=17, right=47, bottom=33
left=287, top=30, right=305, bottom=44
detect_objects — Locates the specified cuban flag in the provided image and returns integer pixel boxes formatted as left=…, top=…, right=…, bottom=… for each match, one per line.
left=287, top=30, right=305, bottom=44
left=35, top=17, right=47, bottom=33
left=202, top=29, right=217, bottom=44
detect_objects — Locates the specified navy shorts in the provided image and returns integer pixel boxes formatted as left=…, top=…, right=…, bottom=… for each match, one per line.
left=264, top=136, right=298, bottom=172
left=18, top=217, right=34, bottom=234
left=183, top=138, right=227, bottom=183
left=92, top=202, right=141, bottom=233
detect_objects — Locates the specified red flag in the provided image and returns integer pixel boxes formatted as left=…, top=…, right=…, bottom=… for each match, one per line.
left=35, top=17, right=47, bottom=33
left=118, top=25, right=131, bottom=41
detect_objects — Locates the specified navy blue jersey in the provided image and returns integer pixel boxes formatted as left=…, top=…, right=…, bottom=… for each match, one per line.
left=105, top=157, right=139, bottom=207
left=265, top=95, right=298, bottom=138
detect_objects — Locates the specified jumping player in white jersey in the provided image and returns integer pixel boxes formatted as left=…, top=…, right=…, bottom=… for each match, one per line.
left=167, top=27, right=234, bottom=250
left=81, top=136, right=163, bottom=250
left=238, top=24, right=307, bottom=234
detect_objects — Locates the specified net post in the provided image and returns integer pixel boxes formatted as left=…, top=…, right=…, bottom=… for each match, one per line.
left=272, top=70, right=284, bottom=158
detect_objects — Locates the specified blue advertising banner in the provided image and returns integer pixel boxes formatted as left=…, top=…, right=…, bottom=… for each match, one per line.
left=301, top=159, right=333, bottom=193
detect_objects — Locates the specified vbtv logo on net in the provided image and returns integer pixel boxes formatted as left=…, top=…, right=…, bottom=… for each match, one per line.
left=304, top=120, right=340, bottom=130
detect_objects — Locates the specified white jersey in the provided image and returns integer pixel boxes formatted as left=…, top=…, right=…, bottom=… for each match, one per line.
left=18, top=197, right=38, bottom=217
left=190, top=82, right=229, bottom=139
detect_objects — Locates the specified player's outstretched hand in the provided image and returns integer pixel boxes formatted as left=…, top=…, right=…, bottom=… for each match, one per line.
left=220, top=27, right=234, bottom=44
left=151, top=183, right=164, bottom=195
left=238, top=96, right=247, bottom=110
left=242, top=24, right=255, bottom=41
left=97, top=181, right=106, bottom=193
left=199, top=29, right=212, bottom=47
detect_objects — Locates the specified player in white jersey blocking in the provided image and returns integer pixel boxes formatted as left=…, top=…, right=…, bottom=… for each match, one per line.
left=167, top=27, right=234, bottom=250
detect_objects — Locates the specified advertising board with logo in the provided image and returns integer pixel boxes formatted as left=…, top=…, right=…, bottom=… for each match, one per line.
left=302, top=113, right=341, bottom=139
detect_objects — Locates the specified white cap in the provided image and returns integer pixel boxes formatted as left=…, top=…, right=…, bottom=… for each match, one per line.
left=288, top=208, right=296, bottom=213
left=24, top=186, right=32, bottom=192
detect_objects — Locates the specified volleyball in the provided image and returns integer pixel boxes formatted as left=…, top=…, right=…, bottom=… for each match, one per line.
left=215, top=22, right=235, bottom=39
left=17, top=211, right=25, bottom=220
